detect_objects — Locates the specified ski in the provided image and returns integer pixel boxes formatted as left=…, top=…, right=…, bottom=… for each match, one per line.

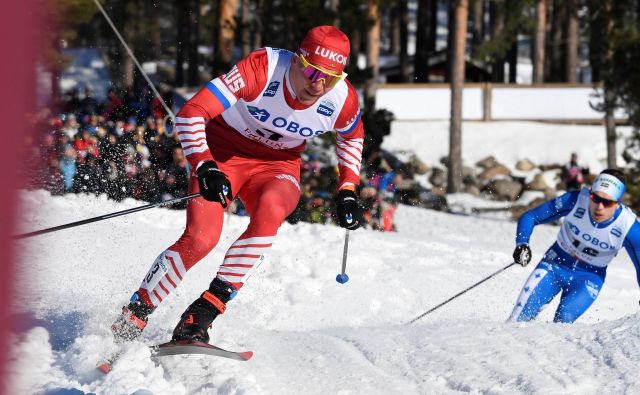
left=150, top=340, right=253, bottom=361
left=97, top=340, right=252, bottom=374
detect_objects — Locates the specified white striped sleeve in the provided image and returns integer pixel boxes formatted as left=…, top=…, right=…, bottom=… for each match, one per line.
left=175, top=116, right=209, bottom=157
left=336, top=134, right=363, bottom=178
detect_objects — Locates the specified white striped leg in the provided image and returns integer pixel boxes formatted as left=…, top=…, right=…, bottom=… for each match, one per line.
left=139, top=250, right=187, bottom=306
left=216, top=236, right=274, bottom=286
left=507, top=267, right=549, bottom=322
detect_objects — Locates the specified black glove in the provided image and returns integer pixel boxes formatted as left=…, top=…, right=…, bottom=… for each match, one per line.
left=513, top=244, right=532, bottom=267
left=196, top=161, right=233, bottom=207
left=336, top=189, right=363, bottom=230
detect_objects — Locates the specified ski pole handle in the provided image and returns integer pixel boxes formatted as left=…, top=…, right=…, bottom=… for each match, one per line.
left=336, top=229, right=350, bottom=284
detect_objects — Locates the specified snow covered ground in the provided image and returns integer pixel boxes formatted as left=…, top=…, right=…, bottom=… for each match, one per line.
left=8, top=119, right=640, bottom=394
left=9, top=185, right=640, bottom=394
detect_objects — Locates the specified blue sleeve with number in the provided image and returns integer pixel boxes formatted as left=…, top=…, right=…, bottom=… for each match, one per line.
left=515, top=190, right=580, bottom=245
left=623, top=221, right=640, bottom=287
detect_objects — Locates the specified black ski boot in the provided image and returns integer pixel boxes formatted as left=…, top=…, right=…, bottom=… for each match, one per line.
left=111, top=291, right=156, bottom=343
left=172, top=278, right=237, bottom=343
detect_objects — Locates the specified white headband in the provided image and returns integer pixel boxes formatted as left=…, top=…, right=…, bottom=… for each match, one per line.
left=591, top=173, right=626, bottom=201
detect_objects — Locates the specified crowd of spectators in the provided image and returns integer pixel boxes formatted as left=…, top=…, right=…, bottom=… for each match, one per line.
left=26, top=87, right=189, bottom=207
left=25, top=88, right=421, bottom=232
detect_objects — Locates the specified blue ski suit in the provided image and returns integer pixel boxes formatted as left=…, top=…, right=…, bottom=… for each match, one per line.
left=509, top=188, right=640, bottom=323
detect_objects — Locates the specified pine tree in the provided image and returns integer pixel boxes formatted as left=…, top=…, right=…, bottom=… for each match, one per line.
left=602, top=0, right=640, bottom=210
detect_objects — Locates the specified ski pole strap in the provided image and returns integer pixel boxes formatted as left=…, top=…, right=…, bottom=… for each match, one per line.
left=13, top=193, right=201, bottom=240
left=406, top=262, right=517, bottom=325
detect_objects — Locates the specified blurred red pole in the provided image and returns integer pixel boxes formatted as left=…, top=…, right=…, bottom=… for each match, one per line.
left=0, top=0, right=36, bottom=392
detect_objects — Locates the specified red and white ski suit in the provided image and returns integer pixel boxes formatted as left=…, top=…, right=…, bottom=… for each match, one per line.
left=137, top=48, right=365, bottom=307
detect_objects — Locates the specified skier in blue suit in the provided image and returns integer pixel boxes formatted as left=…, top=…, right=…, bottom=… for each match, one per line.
left=509, top=169, right=640, bottom=323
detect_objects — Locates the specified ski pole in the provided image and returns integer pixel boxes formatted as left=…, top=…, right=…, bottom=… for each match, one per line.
left=336, top=229, right=350, bottom=284
left=13, top=193, right=201, bottom=240
left=406, top=262, right=517, bottom=325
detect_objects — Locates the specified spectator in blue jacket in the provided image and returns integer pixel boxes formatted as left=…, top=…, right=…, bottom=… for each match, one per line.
left=59, top=145, right=77, bottom=192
